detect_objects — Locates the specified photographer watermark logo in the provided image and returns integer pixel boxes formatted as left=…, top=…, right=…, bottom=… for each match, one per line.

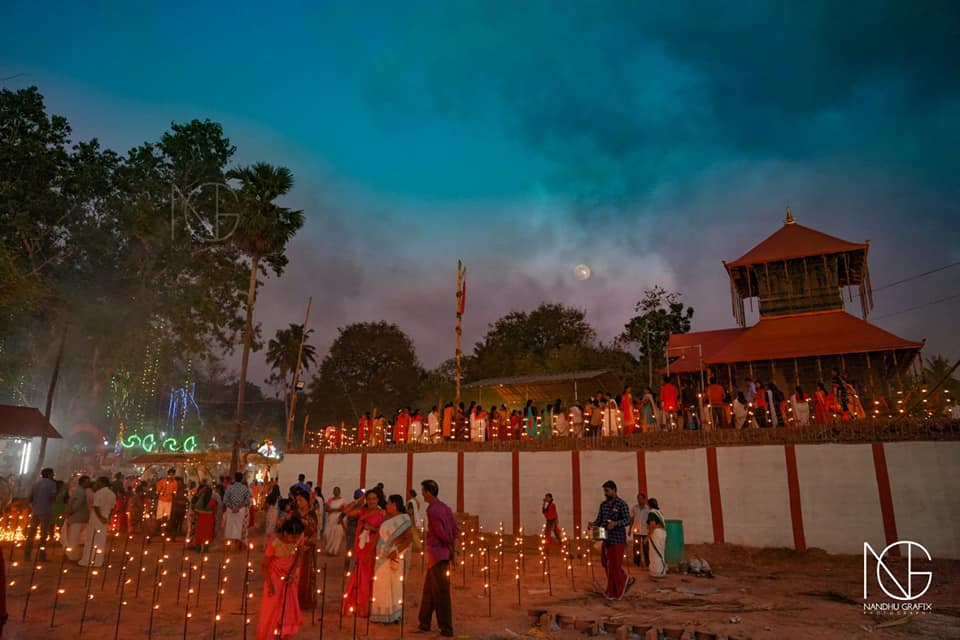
left=170, top=182, right=240, bottom=242
left=863, top=540, right=933, bottom=615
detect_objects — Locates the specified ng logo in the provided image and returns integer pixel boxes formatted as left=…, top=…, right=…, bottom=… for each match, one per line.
left=863, top=541, right=932, bottom=601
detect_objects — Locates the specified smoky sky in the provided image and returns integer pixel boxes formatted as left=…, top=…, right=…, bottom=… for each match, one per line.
left=2, top=1, right=958, bottom=388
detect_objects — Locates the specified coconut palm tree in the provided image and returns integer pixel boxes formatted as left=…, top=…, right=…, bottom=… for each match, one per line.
left=266, top=323, right=317, bottom=418
left=923, top=355, right=960, bottom=408
left=227, top=162, right=304, bottom=472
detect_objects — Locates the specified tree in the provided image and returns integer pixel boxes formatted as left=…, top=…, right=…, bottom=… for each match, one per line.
left=471, top=303, right=608, bottom=379
left=266, top=323, right=317, bottom=419
left=1, top=89, right=249, bottom=453
left=922, top=355, right=960, bottom=408
left=227, top=163, right=304, bottom=471
left=308, top=322, right=423, bottom=426
left=620, top=287, right=694, bottom=387
left=417, top=358, right=462, bottom=410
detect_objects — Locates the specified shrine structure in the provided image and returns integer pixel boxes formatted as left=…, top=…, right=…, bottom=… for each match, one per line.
left=667, top=209, right=923, bottom=403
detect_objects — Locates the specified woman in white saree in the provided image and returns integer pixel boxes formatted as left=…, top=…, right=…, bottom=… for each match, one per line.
left=791, top=386, right=811, bottom=426
left=646, top=498, right=668, bottom=578
left=370, top=494, right=413, bottom=624
left=323, top=486, right=346, bottom=555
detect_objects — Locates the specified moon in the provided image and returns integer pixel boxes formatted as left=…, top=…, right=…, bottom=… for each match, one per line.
left=573, top=264, right=592, bottom=281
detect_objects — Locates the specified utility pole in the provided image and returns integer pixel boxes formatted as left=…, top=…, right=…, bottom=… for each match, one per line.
left=285, top=297, right=313, bottom=451
left=36, top=322, right=68, bottom=472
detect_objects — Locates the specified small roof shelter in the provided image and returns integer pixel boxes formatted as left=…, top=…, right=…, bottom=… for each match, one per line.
left=0, top=405, right=62, bottom=440
left=464, top=370, right=622, bottom=406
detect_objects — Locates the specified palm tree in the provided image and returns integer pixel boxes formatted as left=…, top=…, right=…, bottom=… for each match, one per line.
left=227, top=162, right=304, bottom=472
left=923, top=355, right=960, bottom=406
left=266, top=323, right=317, bottom=419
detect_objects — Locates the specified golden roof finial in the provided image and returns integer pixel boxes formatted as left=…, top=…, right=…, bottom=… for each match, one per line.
left=785, top=206, right=796, bottom=225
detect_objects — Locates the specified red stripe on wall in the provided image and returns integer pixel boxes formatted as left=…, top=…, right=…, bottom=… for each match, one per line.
left=512, top=450, right=521, bottom=535
left=872, top=442, right=900, bottom=557
left=783, top=445, right=806, bottom=551
left=571, top=450, right=582, bottom=537
left=406, top=451, right=414, bottom=497
left=705, top=446, right=725, bottom=544
left=359, top=451, right=367, bottom=489
left=636, top=449, right=647, bottom=497
left=316, top=453, right=325, bottom=490
left=456, top=451, right=465, bottom=513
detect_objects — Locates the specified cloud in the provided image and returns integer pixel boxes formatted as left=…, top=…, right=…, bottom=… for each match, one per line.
left=16, top=2, right=958, bottom=387
left=369, top=1, right=960, bottom=204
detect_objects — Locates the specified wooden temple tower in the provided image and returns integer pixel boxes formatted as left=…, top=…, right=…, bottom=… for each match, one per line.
left=668, top=209, right=922, bottom=402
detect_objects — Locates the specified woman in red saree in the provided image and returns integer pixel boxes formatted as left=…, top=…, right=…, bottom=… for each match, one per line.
left=192, top=483, right=216, bottom=551
left=256, top=517, right=305, bottom=640
left=341, top=491, right=385, bottom=618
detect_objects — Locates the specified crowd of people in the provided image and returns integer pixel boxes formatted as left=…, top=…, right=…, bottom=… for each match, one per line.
left=14, top=460, right=684, bottom=638
left=324, top=369, right=873, bottom=447
left=20, top=467, right=257, bottom=568
left=14, top=464, right=458, bottom=638
left=257, top=474, right=458, bottom=638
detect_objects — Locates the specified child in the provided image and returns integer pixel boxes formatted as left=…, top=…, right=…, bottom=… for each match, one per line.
left=256, top=517, right=305, bottom=639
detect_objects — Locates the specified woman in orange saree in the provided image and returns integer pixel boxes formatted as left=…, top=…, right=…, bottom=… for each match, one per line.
left=256, top=517, right=304, bottom=640
left=814, top=382, right=830, bottom=425
left=341, top=491, right=385, bottom=618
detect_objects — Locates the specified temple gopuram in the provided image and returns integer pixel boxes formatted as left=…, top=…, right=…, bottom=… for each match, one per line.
left=668, top=209, right=923, bottom=403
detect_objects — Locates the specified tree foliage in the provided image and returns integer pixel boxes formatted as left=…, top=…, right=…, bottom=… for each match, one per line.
left=0, top=87, right=298, bottom=443
left=470, top=302, right=628, bottom=380
left=267, top=324, right=317, bottom=387
left=620, top=286, right=694, bottom=386
left=922, top=355, right=960, bottom=406
left=308, top=322, right=423, bottom=424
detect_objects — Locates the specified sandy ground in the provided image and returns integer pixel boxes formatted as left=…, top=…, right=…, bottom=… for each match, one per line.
left=2, top=535, right=959, bottom=639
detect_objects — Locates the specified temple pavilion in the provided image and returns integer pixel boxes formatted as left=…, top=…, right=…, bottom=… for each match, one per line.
left=667, top=209, right=923, bottom=401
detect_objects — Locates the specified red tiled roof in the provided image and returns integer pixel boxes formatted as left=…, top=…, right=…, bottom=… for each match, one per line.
left=705, top=311, right=922, bottom=363
left=725, top=222, right=866, bottom=268
left=0, top=405, right=62, bottom=439
left=667, top=328, right=745, bottom=373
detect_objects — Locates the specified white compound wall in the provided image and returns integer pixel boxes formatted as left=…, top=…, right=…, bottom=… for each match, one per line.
left=275, top=441, right=960, bottom=558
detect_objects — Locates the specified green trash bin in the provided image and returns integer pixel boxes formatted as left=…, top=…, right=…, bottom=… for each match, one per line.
left=664, top=519, right=685, bottom=565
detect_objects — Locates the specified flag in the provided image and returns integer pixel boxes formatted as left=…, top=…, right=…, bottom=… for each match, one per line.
left=456, top=260, right=467, bottom=316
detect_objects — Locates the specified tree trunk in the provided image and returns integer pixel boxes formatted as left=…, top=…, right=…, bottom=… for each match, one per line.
left=231, top=254, right=260, bottom=474
left=37, top=321, right=68, bottom=472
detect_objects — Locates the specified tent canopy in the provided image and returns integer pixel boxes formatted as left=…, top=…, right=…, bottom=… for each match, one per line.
left=464, top=369, right=622, bottom=406
left=0, top=405, right=62, bottom=439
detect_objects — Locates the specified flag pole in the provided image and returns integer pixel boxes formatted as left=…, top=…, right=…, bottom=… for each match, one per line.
left=455, top=261, right=465, bottom=406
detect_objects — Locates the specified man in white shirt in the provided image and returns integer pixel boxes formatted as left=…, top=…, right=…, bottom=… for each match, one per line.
left=630, top=492, right=650, bottom=568
left=79, top=477, right=115, bottom=567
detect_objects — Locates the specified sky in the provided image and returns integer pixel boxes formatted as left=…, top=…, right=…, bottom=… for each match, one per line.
left=3, top=1, right=959, bottom=386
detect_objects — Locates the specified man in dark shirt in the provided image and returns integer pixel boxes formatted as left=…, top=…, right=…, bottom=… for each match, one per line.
left=290, top=473, right=310, bottom=498
left=417, top=479, right=457, bottom=637
left=590, top=480, right=633, bottom=600
left=25, top=467, right=57, bottom=561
